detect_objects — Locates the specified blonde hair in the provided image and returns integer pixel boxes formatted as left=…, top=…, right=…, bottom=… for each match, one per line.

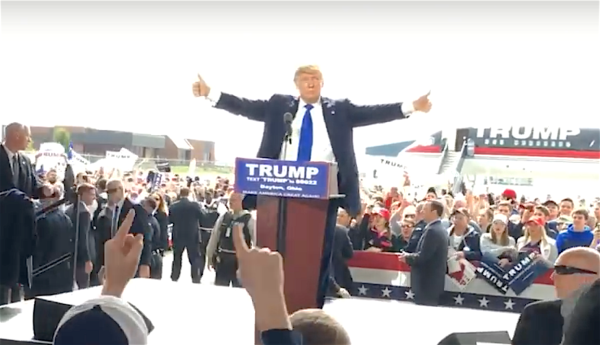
left=294, top=65, right=323, bottom=81
left=522, top=224, right=550, bottom=248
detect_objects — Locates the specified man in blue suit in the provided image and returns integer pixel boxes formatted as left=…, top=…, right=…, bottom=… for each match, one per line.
left=192, top=65, right=432, bottom=306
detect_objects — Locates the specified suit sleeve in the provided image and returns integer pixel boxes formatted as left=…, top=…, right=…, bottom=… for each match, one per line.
left=27, top=158, right=44, bottom=198
left=212, top=91, right=268, bottom=122
left=77, top=211, right=91, bottom=263
left=404, top=228, right=445, bottom=267
left=511, top=304, right=535, bottom=345
left=347, top=101, right=408, bottom=128
left=132, top=205, right=152, bottom=266
left=337, top=228, right=354, bottom=260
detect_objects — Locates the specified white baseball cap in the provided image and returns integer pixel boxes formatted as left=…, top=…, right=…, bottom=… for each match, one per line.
left=492, top=214, right=508, bottom=225
left=53, top=295, right=148, bottom=345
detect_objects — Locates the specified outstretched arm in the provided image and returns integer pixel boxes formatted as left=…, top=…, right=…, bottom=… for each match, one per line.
left=207, top=89, right=268, bottom=122
left=347, top=101, right=414, bottom=128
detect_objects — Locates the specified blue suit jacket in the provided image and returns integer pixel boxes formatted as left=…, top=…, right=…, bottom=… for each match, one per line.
left=215, top=93, right=408, bottom=216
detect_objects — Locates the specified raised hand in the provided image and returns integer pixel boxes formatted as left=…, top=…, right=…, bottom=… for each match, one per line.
left=102, top=209, right=143, bottom=297
left=412, top=91, right=432, bottom=113
left=192, top=74, right=210, bottom=97
left=233, top=223, right=284, bottom=300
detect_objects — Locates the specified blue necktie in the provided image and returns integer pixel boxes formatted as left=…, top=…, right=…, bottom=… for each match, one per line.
left=297, top=104, right=314, bottom=161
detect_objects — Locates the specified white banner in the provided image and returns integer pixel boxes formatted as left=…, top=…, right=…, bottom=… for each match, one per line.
left=105, top=148, right=138, bottom=171
left=35, top=142, right=67, bottom=178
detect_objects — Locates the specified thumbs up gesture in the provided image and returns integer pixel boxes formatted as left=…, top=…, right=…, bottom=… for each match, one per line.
left=412, top=91, right=432, bottom=113
left=192, top=74, right=211, bottom=97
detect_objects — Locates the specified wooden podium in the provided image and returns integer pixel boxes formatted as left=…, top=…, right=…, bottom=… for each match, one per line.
left=235, top=158, right=341, bottom=315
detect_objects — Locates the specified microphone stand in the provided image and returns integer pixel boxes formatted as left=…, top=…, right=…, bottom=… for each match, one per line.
left=276, top=128, right=293, bottom=258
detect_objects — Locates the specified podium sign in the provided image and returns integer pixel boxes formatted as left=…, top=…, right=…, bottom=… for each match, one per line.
left=234, top=158, right=333, bottom=199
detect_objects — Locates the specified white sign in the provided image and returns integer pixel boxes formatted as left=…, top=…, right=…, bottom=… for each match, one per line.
left=35, top=142, right=67, bottom=178
left=476, top=127, right=580, bottom=141
left=105, top=148, right=139, bottom=171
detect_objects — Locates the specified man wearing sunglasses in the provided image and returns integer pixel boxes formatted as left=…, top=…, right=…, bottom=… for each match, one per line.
left=512, top=247, right=600, bottom=345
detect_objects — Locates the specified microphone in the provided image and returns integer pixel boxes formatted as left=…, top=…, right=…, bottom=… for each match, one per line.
left=283, top=112, right=294, bottom=143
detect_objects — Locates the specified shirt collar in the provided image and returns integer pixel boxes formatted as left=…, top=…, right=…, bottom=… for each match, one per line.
left=298, top=97, right=321, bottom=110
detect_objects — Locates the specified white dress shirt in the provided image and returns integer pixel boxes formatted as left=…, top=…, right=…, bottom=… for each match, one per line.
left=207, top=90, right=415, bottom=162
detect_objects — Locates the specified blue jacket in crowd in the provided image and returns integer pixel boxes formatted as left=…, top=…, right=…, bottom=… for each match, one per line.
left=555, top=225, right=594, bottom=254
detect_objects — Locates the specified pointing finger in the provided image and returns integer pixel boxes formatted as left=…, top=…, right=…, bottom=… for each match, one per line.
left=233, top=223, right=250, bottom=259
left=115, top=209, right=135, bottom=242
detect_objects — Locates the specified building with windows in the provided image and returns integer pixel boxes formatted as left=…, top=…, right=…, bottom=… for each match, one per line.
left=24, top=125, right=216, bottom=163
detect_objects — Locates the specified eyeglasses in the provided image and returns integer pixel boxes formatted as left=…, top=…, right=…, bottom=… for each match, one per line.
left=554, top=265, right=598, bottom=275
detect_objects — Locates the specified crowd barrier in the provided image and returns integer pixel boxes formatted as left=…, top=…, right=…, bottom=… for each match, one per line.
left=347, top=251, right=554, bottom=313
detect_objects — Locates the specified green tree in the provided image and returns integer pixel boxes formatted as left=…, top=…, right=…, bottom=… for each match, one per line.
left=53, top=127, right=71, bottom=152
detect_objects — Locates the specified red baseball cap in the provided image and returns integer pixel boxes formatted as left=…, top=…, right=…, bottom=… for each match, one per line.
left=372, top=208, right=391, bottom=221
left=526, top=216, right=545, bottom=227
left=502, top=189, right=517, bottom=200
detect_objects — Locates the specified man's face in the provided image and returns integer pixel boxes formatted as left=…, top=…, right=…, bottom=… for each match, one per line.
left=594, top=203, right=600, bottom=220
left=497, top=205, right=511, bottom=217
left=106, top=183, right=124, bottom=204
left=337, top=209, right=351, bottom=226
left=82, top=189, right=96, bottom=206
left=533, top=209, right=547, bottom=221
left=11, top=126, right=31, bottom=151
left=452, top=214, right=468, bottom=228
left=572, top=213, right=586, bottom=229
left=477, top=211, right=490, bottom=225
left=553, top=255, right=599, bottom=299
left=560, top=201, right=573, bottom=216
left=229, top=193, right=242, bottom=211
left=295, top=72, right=322, bottom=103
left=546, top=204, right=559, bottom=219
left=47, top=171, right=57, bottom=183
left=425, top=192, right=436, bottom=201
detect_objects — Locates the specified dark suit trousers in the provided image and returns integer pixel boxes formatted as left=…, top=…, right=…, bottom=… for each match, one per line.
left=316, top=200, right=339, bottom=308
left=0, top=284, right=22, bottom=305
left=170, top=238, right=203, bottom=283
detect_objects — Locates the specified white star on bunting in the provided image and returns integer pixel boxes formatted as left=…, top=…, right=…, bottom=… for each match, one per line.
left=504, top=299, right=515, bottom=310
left=405, top=290, right=415, bottom=300
left=453, top=295, right=464, bottom=305
left=381, top=287, right=392, bottom=298
left=358, top=285, right=368, bottom=296
left=478, top=297, right=489, bottom=308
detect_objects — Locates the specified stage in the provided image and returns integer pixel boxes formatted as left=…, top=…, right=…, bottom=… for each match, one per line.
left=0, top=279, right=520, bottom=344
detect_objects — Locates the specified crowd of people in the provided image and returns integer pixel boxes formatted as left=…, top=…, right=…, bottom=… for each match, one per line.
left=2, top=121, right=600, bottom=345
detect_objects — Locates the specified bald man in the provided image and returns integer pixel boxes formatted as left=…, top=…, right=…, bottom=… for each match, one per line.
left=1, top=123, right=54, bottom=305
left=1, top=122, right=53, bottom=196
left=105, top=179, right=152, bottom=278
left=512, top=247, right=600, bottom=345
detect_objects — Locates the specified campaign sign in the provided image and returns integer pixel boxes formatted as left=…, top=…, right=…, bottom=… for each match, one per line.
left=476, top=252, right=550, bottom=295
left=234, top=158, right=330, bottom=199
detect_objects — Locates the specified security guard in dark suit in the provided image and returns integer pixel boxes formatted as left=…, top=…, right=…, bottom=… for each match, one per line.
left=141, top=197, right=163, bottom=279
left=206, top=193, right=255, bottom=287
left=168, top=187, right=205, bottom=283
left=28, top=198, right=74, bottom=298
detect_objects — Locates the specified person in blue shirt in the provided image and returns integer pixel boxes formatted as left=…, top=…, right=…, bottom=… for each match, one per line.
left=555, top=209, right=594, bottom=254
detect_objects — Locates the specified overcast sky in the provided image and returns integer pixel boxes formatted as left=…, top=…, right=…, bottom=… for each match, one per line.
left=1, top=1, right=598, bottom=162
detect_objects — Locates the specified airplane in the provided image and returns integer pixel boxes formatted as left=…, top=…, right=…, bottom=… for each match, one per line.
left=369, top=126, right=600, bottom=181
